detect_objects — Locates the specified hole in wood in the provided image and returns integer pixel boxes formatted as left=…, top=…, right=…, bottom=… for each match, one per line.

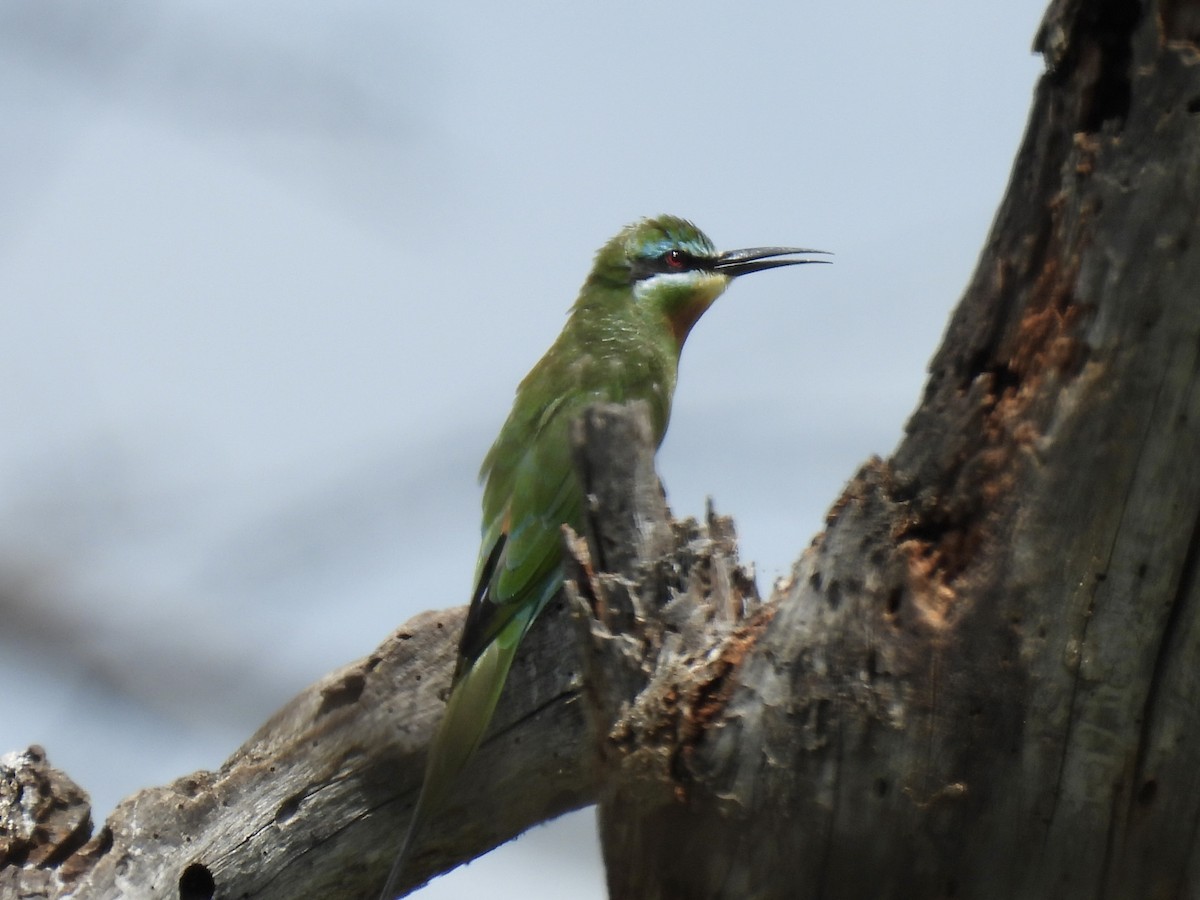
left=178, top=862, right=215, bottom=900
left=1138, top=778, right=1158, bottom=805
left=886, top=587, right=903, bottom=616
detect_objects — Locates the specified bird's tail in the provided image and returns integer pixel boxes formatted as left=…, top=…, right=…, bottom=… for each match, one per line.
left=378, top=622, right=526, bottom=899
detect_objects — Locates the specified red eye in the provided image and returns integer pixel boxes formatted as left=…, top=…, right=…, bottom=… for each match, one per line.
left=665, top=249, right=686, bottom=269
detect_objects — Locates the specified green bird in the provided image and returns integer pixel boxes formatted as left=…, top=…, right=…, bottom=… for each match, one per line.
left=382, top=214, right=825, bottom=897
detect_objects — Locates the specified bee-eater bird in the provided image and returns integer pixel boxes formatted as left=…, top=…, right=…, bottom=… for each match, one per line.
left=381, top=215, right=826, bottom=898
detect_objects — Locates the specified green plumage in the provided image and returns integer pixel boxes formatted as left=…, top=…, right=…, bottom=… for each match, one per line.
left=381, top=215, right=823, bottom=898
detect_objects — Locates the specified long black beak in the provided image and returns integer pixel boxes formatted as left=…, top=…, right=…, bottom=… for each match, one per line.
left=712, top=246, right=831, bottom=277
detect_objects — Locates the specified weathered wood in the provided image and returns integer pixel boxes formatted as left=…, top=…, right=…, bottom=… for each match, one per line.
left=1, top=603, right=595, bottom=899
left=563, top=403, right=767, bottom=890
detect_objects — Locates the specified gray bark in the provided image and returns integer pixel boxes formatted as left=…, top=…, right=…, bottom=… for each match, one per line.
left=1, top=605, right=595, bottom=898
left=5, top=0, right=1200, bottom=897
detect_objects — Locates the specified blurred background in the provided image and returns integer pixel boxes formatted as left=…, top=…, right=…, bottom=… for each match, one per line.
left=0, top=1, right=1046, bottom=896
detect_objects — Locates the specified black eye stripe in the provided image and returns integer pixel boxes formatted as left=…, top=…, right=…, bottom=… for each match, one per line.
left=630, top=250, right=712, bottom=281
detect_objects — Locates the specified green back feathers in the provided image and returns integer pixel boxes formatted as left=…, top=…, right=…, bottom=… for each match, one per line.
left=468, top=215, right=728, bottom=657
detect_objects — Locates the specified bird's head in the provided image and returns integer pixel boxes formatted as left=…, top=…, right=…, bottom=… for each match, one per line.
left=584, top=214, right=827, bottom=346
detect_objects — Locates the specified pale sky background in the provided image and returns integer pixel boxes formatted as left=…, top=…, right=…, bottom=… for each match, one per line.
left=1, top=2, right=1047, bottom=897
